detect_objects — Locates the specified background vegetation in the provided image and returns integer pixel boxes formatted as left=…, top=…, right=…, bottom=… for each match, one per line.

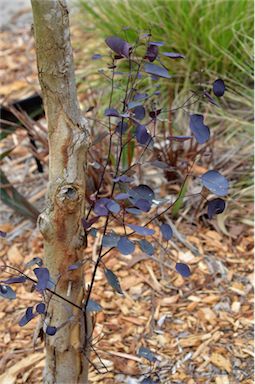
left=75, top=0, right=253, bottom=222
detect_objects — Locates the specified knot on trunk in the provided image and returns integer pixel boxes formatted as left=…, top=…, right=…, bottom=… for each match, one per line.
left=56, top=184, right=81, bottom=212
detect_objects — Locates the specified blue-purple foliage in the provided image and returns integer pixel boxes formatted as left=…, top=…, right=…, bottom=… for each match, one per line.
left=1, top=31, right=227, bottom=379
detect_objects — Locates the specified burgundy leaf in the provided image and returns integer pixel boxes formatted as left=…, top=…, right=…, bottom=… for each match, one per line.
left=134, top=93, right=148, bottom=101
left=138, top=239, right=154, bottom=256
left=189, top=114, right=210, bottom=144
left=133, top=105, right=145, bottom=120
left=104, top=108, right=120, bottom=117
left=105, top=36, right=132, bottom=58
left=128, top=224, right=155, bottom=236
left=1, top=276, right=26, bottom=284
left=144, top=63, right=171, bottom=79
left=160, top=223, right=173, bottom=240
left=207, top=198, right=226, bottom=219
left=46, top=326, right=57, bottom=336
left=106, top=200, right=121, bottom=214
left=135, top=125, right=152, bottom=145
left=162, top=52, right=185, bottom=59
left=176, top=263, right=191, bottom=278
left=102, top=232, right=120, bottom=247
left=115, top=192, right=129, bottom=200
left=201, top=170, right=228, bottom=196
left=213, top=79, right=225, bottom=97
left=36, top=303, right=46, bottom=314
left=149, top=109, right=161, bottom=118
left=25, top=257, right=43, bottom=268
left=135, top=198, right=151, bottom=212
left=149, top=41, right=164, bottom=47
left=104, top=268, right=123, bottom=294
left=19, top=307, right=35, bottom=327
left=94, top=198, right=110, bottom=216
left=125, top=207, right=142, bottom=215
left=168, top=135, right=192, bottom=142
left=0, top=284, right=16, bottom=299
left=34, top=268, right=50, bottom=292
left=117, top=236, right=135, bottom=255
left=145, top=44, right=158, bottom=62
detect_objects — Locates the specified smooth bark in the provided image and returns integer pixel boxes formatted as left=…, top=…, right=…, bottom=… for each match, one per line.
left=31, top=1, right=91, bottom=383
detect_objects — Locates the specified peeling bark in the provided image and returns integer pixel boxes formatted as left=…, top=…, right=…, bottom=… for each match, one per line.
left=31, top=1, right=91, bottom=383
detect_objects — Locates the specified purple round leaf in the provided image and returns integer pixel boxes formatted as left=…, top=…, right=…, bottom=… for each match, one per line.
left=135, top=125, right=152, bottom=145
left=201, top=170, right=228, bottom=196
left=134, top=93, right=148, bottom=101
left=176, top=263, right=191, bottom=278
left=213, top=79, right=225, bottom=97
left=144, top=63, right=171, bottom=79
left=106, top=200, right=121, bottom=214
left=34, top=268, right=50, bottom=292
left=145, top=44, right=158, bottom=62
left=2, top=276, right=26, bottom=284
left=129, top=184, right=155, bottom=204
left=162, top=52, right=185, bottom=59
left=139, top=239, right=154, bottom=256
left=115, top=192, right=129, bottom=200
left=46, top=326, right=57, bottom=336
left=104, top=268, right=123, bottom=294
left=207, top=198, right=226, bottom=219
left=19, top=307, right=35, bottom=327
left=102, top=232, right=120, bottom=247
left=149, top=41, right=164, bottom=46
left=94, top=198, right=110, bottom=216
left=113, top=175, right=132, bottom=183
left=128, top=224, right=155, bottom=236
left=0, top=284, right=16, bottom=300
left=160, top=223, right=173, bottom=241
left=125, top=207, right=142, bottom=215
left=36, top=303, right=46, bottom=314
left=104, top=108, right=120, bottom=117
left=133, top=105, right=145, bottom=120
left=105, top=36, right=132, bottom=58
left=189, top=114, right=210, bottom=144
left=135, top=198, right=151, bottom=212
left=117, top=236, right=135, bottom=255
left=128, top=100, right=143, bottom=109
left=86, top=299, right=102, bottom=312
left=25, top=257, right=43, bottom=268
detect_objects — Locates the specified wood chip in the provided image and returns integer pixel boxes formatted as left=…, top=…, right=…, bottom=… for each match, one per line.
left=210, top=352, right=232, bottom=373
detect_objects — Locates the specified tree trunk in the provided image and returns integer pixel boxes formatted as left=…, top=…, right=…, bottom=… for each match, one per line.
left=31, top=1, right=91, bottom=383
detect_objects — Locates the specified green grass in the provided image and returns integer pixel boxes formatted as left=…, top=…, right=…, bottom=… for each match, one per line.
left=77, top=0, right=253, bottom=134
left=77, top=0, right=253, bottom=79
